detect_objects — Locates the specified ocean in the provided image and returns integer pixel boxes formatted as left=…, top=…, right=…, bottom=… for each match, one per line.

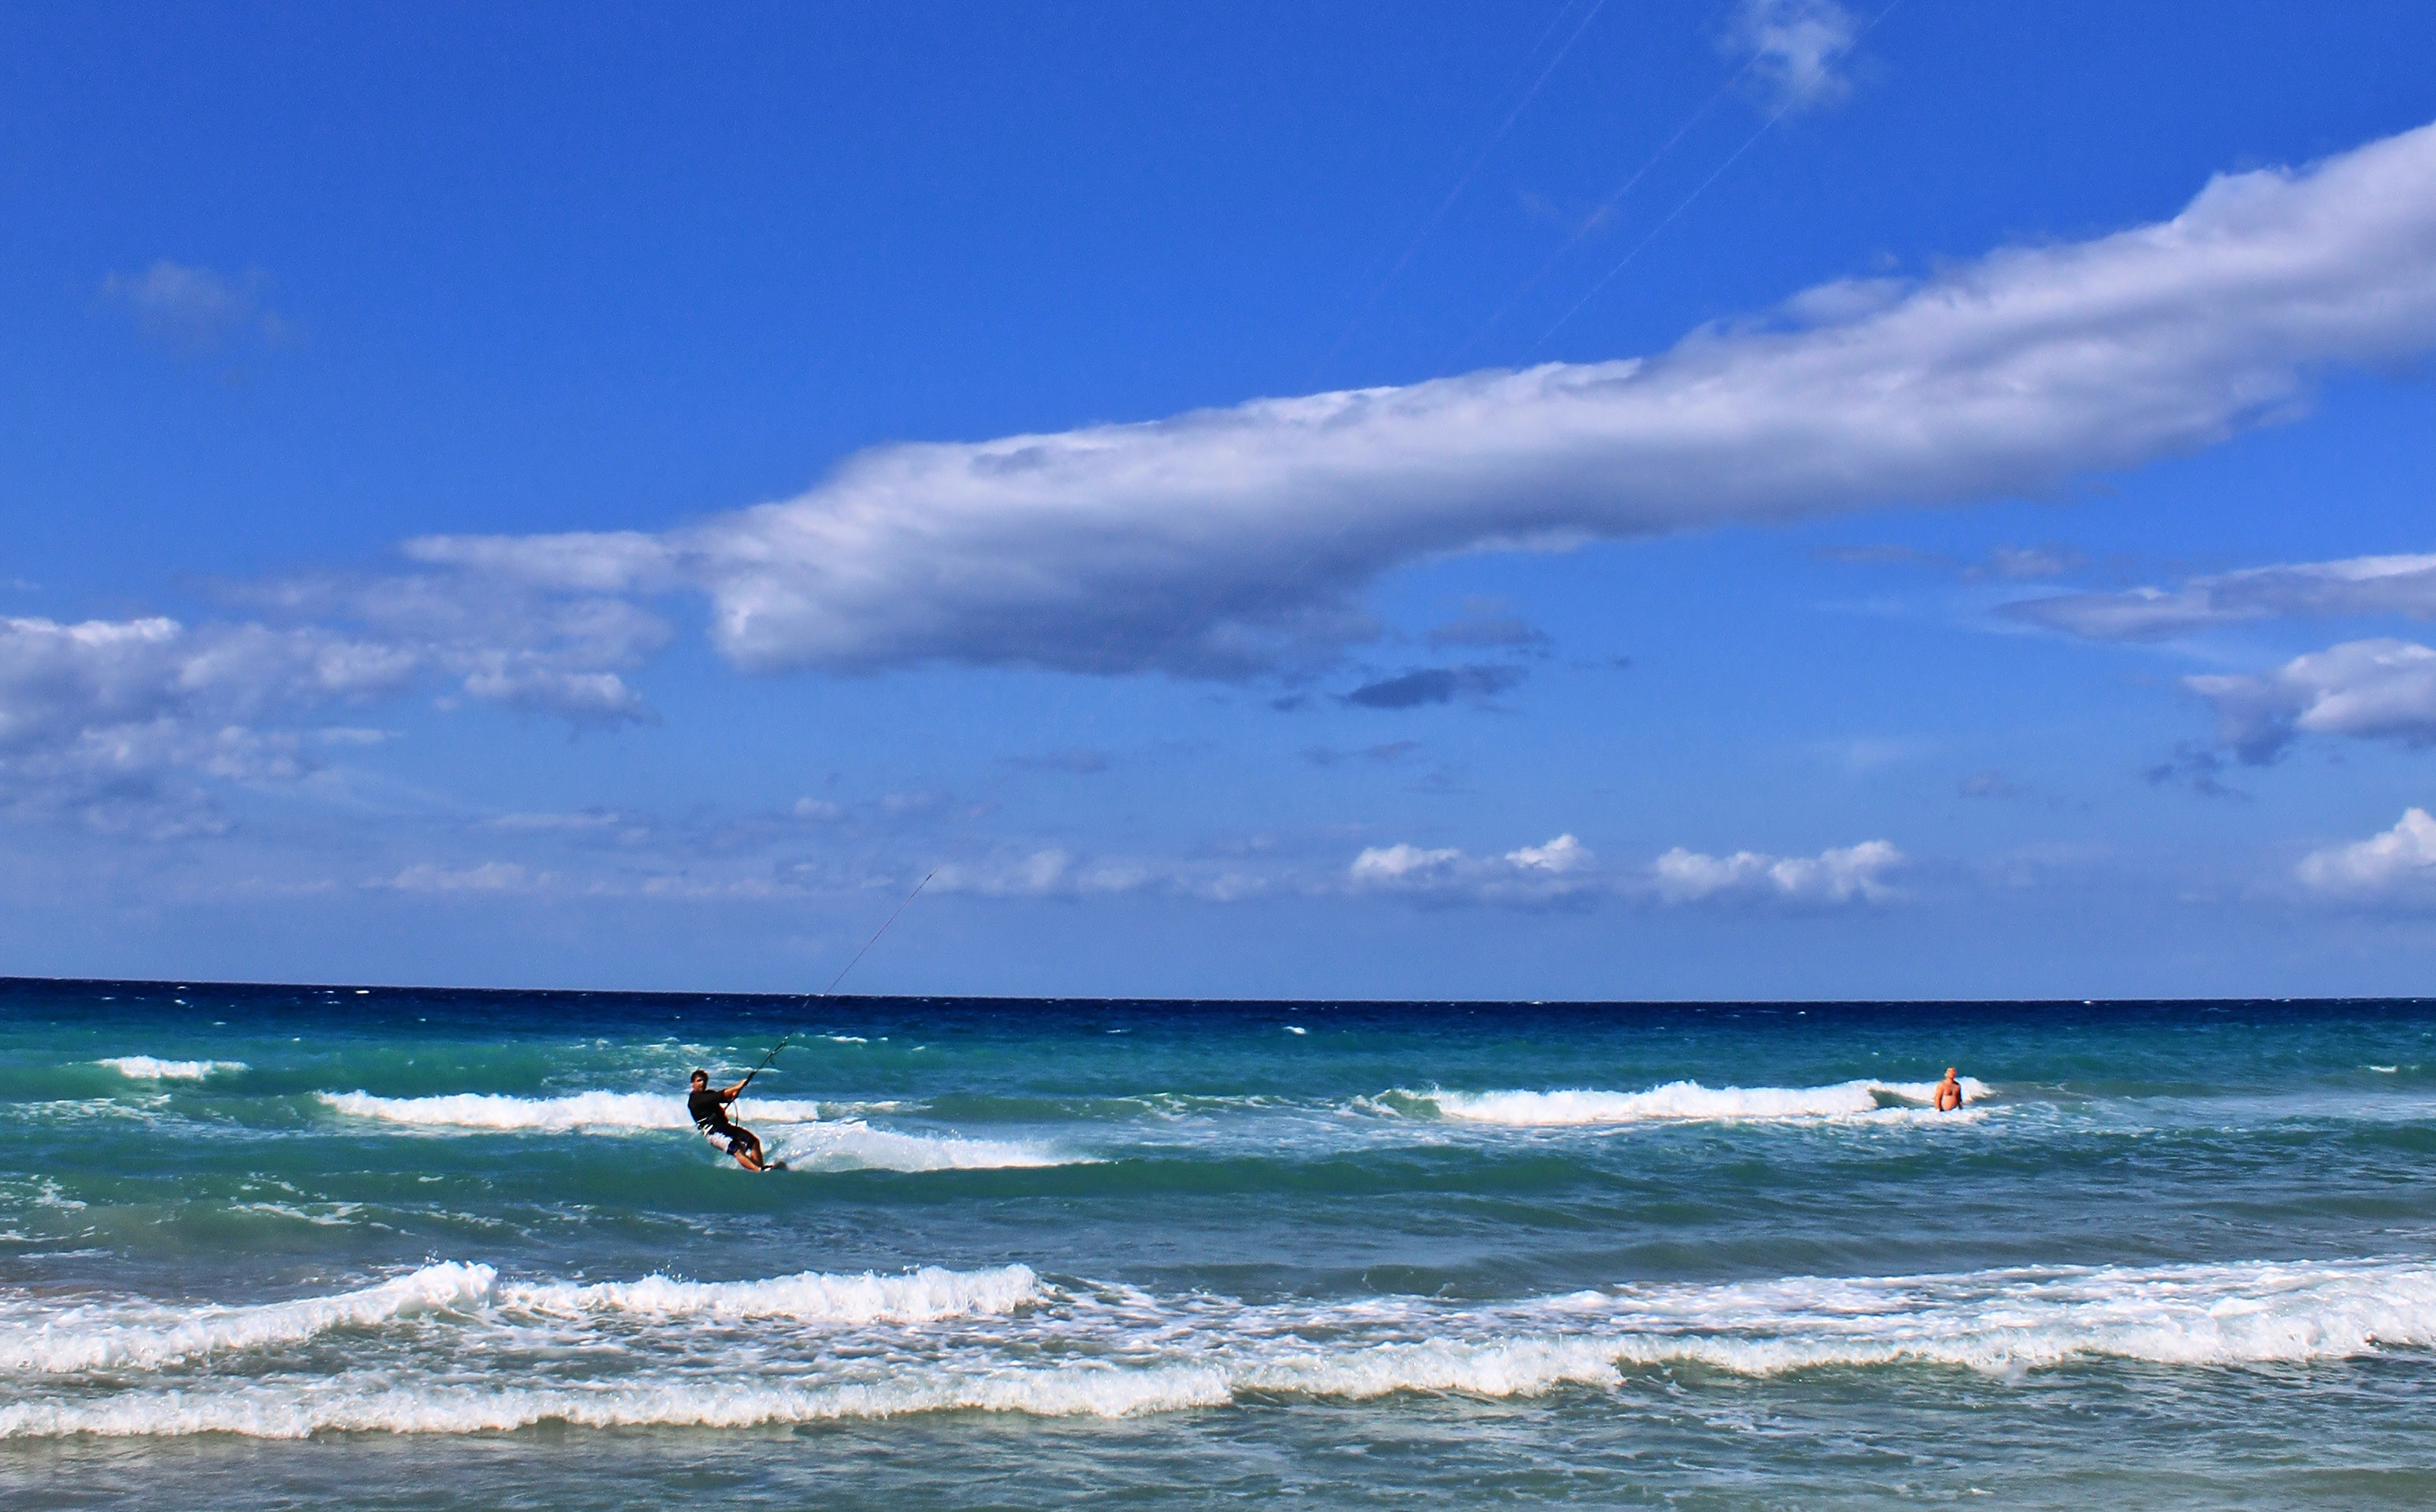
left=5, top=979, right=2435, bottom=1508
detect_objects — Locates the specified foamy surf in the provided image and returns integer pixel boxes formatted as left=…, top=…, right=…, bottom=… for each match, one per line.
left=0, top=1260, right=1041, bottom=1376
left=504, top=1263, right=1044, bottom=1323
left=315, top=1090, right=830, bottom=1133
left=0, top=1261, right=497, bottom=1374
left=7, top=1254, right=2432, bottom=1438
left=94, top=1056, right=247, bottom=1081
left=764, top=1120, right=1071, bottom=1172
left=1386, top=1077, right=1994, bottom=1126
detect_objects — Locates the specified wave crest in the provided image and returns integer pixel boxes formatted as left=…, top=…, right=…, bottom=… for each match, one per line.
left=94, top=1057, right=248, bottom=1081
left=316, top=1090, right=827, bottom=1133
left=1385, top=1077, right=1994, bottom=1126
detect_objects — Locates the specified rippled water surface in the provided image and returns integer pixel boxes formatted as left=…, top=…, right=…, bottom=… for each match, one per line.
left=6, top=980, right=2436, bottom=1508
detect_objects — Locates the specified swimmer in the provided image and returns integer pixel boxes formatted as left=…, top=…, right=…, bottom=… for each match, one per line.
left=1934, top=1067, right=1964, bottom=1112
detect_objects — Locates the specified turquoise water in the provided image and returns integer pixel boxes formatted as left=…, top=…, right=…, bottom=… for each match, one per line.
left=6, top=979, right=2436, bottom=1508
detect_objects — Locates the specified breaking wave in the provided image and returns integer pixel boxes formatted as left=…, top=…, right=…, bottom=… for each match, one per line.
left=764, top=1121, right=1069, bottom=1171
left=5, top=1254, right=2431, bottom=1437
left=316, top=1091, right=829, bottom=1133
left=1382, top=1077, right=1994, bottom=1126
left=94, top=1057, right=247, bottom=1081
left=0, top=1261, right=1040, bottom=1376
left=313, top=1091, right=1070, bottom=1169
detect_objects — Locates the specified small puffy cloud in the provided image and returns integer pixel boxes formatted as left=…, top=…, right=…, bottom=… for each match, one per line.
left=2186, top=638, right=2436, bottom=762
left=2298, top=808, right=2436, bottom=900
left=1507, top=833, right=1591, bottom=873
left=1348, top=834, right=1599, bottom=905
left=101, top=260, right=284, bottom=352
left=1724, top=0, right=1861, bottom=113
left=1349, top=842, right=1466, bottom=886
left=377, top=861, right=538, bottom=893
left=1651, top=839, right=1902, bottom=905
left=930, top=848, right=1269, bottom=903
left=1340, top=664, right=1528, bottom=709
left=2006, top=552, right=2436, bottom=642
left=384, top=121, right=2436, bottom=683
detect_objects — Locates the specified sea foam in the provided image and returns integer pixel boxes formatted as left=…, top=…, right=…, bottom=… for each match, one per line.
left=0, top=1261, right=496, bottom=1374
left=94, top=1057, right=248, bottom=1081
left=1396, top=1077, right=1994, bottom=1126
left=315, top=1090, right=1069, bottom=1168
left=8, top=1254, right=2433, bottom=1437
left=315, top=1090, right=828, bottom=1133
left=0, top=1260, right=1040, bottom=1377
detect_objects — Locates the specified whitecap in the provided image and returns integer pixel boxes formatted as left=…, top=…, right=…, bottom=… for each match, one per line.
left=94, top=1057, right=247, bottom=1081
left=503, top=1263, right=1042, bottom=1323
left=766, top=1120, right=1071, bottom=1172
left=315, top=1090, right=829, bottom=1133
left=0, top=1261, right=497, bottom=1374
left=8, top=1254, right=2436, bottom=1437
left=1391, top=1077, right=1995, bottom=1126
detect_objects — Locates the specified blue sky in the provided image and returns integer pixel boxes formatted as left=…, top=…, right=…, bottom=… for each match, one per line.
left=8, top=1, right=2436, bottom=997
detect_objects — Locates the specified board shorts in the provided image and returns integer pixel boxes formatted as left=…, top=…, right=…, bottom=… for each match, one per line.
left=701, top=1124, right=759, bottom=1155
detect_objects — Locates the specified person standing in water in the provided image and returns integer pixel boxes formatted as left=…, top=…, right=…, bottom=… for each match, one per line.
left=1934, top=1068, right=1965, bottom=1112
left=687, top=1069, right=766, bottom=1170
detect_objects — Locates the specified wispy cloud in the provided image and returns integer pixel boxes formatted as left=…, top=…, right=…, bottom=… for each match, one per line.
left=2005, top=552, right=2436, bottom=641
left=1338, top=664, right=1528, bottom=709
left=380, top=120, right=2436, bottom=684
left=1342, top=832, right=1901, bottom=909
left=1723, top=0, right=1862, bottom=113
left=100, top=260, right=286, bottom=353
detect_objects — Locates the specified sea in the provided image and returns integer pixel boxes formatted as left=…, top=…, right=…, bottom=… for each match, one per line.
left=4, top=979, right=2435, bottom=1509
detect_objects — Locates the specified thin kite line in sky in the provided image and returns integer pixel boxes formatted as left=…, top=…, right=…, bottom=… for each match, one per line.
left=1532, top=0, right=1910, bottom=351
left=1303, top=0, right=1609, bottom=386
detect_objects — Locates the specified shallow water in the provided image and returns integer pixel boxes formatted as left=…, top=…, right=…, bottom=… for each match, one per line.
left=5, top=980, right=2435, bottom=1507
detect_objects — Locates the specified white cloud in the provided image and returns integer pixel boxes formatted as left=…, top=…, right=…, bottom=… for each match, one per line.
left=0, top=615, right=424, bottom=832
left=2187, top=638, right=2436, bottom=761
left=1349, top=843, right=1466, bottom=885
left=1349, top=834, right=1600, bottom=904
left=1725, top=0, right=1860, bottom=112
left=2008, top=552, right=2436, bottom=641
left=930, top=848, right=1271, bottom=903
left=1651, top=839, right=1902, bottom=904
left=391, top=120, right=2436, bottom=682
left=101, top=260, right=284, bottom=351
left=1506, top=833, right=1591, bottom=873
left=377, top=861, right=538, bottom=893
left=0, top=604, right=654, bottom=834
left=2297, top=808, right=2436, bottom=899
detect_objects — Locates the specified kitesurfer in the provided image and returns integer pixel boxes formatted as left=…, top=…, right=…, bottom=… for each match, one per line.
left=688, top=1069, right=766, bottom=1170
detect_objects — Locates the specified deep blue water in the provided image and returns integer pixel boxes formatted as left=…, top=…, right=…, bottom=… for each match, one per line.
left=6, top=979, right=2436, bottom=1508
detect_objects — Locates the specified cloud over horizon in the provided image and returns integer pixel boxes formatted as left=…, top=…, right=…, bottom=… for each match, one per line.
left=2006, top=552, right=2436, bottom=642
left=380, top=119, right=2436, bottom=685
left=2298, top=808, right=2436, bottom=902
left=2188, top=638, right=2436, bottom=762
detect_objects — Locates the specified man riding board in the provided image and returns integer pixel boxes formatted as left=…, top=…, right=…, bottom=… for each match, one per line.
left=688, top=1069, right=766, bottom=1170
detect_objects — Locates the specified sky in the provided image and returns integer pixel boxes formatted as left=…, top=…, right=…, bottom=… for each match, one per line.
left=7, top=1, right=2436, bottom=999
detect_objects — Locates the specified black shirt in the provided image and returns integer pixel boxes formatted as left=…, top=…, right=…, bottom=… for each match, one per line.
left=687, top=1088, right=733, bottom=1133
